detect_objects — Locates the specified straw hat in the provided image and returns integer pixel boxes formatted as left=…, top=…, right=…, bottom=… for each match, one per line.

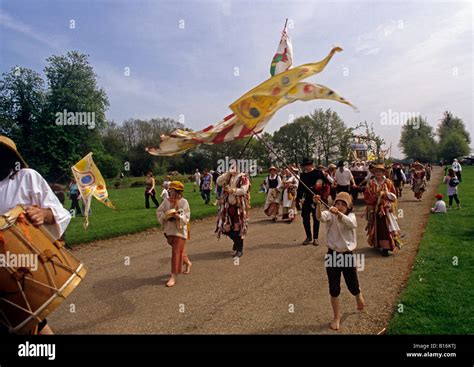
left=413, top=162, right=424, bottom=169
left=269, top=166, right=277, bottom=172
left=0, top=136, right=28, bottom=168
left=334, top=192, right=353, bottom=209
left=373, top=163, right=385, bottom=171
left=169, top=181, right=184, bottom=191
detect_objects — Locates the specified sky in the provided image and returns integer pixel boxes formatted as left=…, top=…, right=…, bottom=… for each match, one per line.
left=0, top=0, right=472, bottom=158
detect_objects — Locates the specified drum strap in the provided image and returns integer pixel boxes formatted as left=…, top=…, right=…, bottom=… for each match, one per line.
left=40, top=249, right=61, bottom=275
left=12, top=267, right=32, bottom=291
left=53, top=239, right=65, bottom=249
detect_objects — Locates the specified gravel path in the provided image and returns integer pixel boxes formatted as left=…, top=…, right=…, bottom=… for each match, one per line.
left=49, top=167, right=442, bottom=334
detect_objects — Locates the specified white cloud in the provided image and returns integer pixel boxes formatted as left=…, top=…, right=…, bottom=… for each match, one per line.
left=355, top=20, right=404, bottom=55
left=0, top=9, right=61, bottom=50
left=345, top=3, right=473, bottom=157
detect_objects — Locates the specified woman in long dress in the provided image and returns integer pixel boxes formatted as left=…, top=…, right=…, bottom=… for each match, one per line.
left=263, top=166, right=282, bottom=222
left=364, top=164, right=402, bottom=257
left=411, top=162, right=427, bottom=201
left=156, top=181, right=192, bottom=287
left=281, top=168, right=299, bottom=222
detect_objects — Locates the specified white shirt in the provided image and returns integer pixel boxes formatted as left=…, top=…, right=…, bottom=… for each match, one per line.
left=216, top=172, right=249, bottom=205
left=452, top=161, right=462, bottom=172
left=156, top=198, right=190, bottom=239
left=335, top=168, right=354, bottom=186
left=0, top=169, right=71, bottom=239
left=433, top=200, right=447, bottom=213
left=319, top=211, right=357, bottom=252
left=160, top=188, right=169, bottom=200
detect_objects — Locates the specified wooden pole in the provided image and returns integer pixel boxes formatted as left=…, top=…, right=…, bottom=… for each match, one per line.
left=252, top=132, right=330, bottom=209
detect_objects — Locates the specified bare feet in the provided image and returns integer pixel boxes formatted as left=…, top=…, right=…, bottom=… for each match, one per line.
left=330, top=296, right=341, bottom=331
left=356, top=293, right=365, bottom=310
left=39, top=324, right=54, bottom=335
left=166, top=274, right=176, bottom=287
left=183, top=261, right=192, bottom=274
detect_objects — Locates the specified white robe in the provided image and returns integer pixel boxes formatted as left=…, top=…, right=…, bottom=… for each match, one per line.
left=0, top=168, right=71, bottom=239
left=282, top=175, right=298, bottom=208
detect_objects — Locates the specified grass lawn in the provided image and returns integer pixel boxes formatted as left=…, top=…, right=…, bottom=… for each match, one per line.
left=64, top=174, right=268, bottom=245
left=388, top=166, right=474, bottom=334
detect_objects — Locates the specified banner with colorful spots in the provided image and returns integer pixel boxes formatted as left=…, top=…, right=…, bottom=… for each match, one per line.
left=230, top=47, right=345, bottom=130
left=147, top=47, right=357, bottom=156
left=71, top=152, right=115, bottom=228
left=147, top=81, right=356, bottom=156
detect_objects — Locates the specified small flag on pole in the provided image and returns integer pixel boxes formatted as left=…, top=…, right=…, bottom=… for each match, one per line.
left=270, top=19, right=293, bottom=76
left=71, top=152, right=115, bottom=228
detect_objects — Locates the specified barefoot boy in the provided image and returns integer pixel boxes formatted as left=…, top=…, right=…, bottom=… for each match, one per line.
left=315, top=192, right=365, bottom=330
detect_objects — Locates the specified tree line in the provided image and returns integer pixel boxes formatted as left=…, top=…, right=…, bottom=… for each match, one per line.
left=398, top=112, right=471, bottom=163
left=1, top=51, right=471, bottom=182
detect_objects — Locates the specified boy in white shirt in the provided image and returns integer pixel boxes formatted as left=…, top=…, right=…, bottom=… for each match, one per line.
left=315, top=192, right=365, bottom=331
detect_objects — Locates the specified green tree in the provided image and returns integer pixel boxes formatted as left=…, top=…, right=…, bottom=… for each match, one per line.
left=437, top=111, right=470, bottom=145
left=272, top=116, right=316, bottom=164
left=0, top=67, right=45, bottom=162
left=438, top=132, right=470, bottom=162
left=399, top=117, right=437, bottom=162
left=39, top=51, right=109, bottom=180
left=310, top=108, right=349, bottom=164
left=0, top=52, right=111, bottom=181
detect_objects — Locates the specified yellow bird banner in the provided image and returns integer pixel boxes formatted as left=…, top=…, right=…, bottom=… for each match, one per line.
left=147, top=46, right=357, bottom=156
left=71, top=152, right=115, bottom=228
left=147, top=81, right=356, bottom=156
left=229, top=47, right=344, bottom=129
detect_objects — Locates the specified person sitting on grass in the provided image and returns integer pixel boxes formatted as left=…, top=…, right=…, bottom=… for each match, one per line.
left=314, top=192, right=365, bottom=331
left=430, top=193, right=447, bottom=214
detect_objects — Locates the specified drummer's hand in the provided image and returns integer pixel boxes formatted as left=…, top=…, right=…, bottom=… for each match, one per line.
left=313, top=195, right=321, bottom=203
left=26, top=206, right=54, bottom=226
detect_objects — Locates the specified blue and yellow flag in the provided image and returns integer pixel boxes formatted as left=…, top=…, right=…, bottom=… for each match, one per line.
left=71, top=152, right=115, bottom=228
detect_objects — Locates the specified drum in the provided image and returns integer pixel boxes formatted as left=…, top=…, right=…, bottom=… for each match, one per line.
left=0, top=205, right=87, bottom=334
